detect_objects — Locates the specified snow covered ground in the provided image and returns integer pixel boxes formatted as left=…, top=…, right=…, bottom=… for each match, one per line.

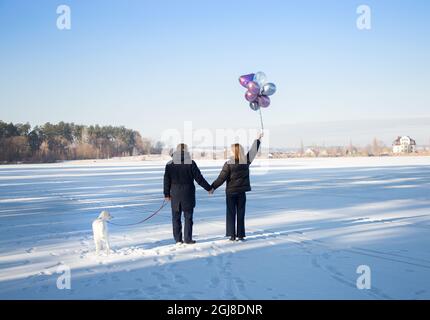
left=0, top=157, right=429, bottom=300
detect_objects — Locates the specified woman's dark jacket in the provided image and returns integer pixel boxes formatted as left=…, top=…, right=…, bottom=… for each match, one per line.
left=211, top=139, right=261, bottom=194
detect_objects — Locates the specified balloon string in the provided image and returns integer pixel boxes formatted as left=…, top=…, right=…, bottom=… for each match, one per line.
left=259, top=108, right=264, bottom=131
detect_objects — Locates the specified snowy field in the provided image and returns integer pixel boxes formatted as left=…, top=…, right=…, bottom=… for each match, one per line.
left=0, top=157, right=429, bottom=300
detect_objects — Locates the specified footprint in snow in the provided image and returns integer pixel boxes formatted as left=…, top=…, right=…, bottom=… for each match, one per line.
left=159, top=283, right=172, bottom=290
left=151, top=271, right=167, bottom=281
left=153, top=257, right=166, bottom=266
left=145, top=285, right=159, bottom=294
left=38, top=285, right=49, bottom=293
left=327, top=265, right=343, bottom=276
left=173, top=274, right=188, bottom=285
left=80, top=251, right=90, bottom=259
left=311, top=258, right=321, bottom=268
left=233, top=277, right=246, bottom=292
left=322, top=252, right=331, bottom=259
left=205, top=256, right=214, bottom=266
left=415, top=290, right=426, bottom=296
left=116, top=289, right=143, bottom=297
left=209, top=276, right=220, bottom=288
left=39, top=270, right=53, bottom=276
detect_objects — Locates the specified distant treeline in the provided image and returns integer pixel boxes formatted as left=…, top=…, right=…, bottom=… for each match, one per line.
left=0, top=121, right=164, bottom=163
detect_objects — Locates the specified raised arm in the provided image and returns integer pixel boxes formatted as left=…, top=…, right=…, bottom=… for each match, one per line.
left=246, top=131, right=263, bottom=164
left=246, top=139, right=261, bottom=164
left=191, top=161, right=212, bottom=191
left=211, top=162, right=230, bottom=190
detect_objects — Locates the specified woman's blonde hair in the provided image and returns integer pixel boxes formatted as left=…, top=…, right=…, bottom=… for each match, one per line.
left=176, top=143, right=188, bottom=153
left=231, top=143, right=246, bottom=163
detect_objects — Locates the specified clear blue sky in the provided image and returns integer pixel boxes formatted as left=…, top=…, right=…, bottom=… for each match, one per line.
left=0, top=0, right=429, bottom=146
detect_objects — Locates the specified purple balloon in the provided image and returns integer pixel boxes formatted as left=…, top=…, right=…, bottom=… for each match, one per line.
left=247, top=81, right=260, bottom=95
left=239, top=73, right=255, bottom=88
left=257, top=95, right=271, bottom=108
left=245, top=91, right=258, bottom=102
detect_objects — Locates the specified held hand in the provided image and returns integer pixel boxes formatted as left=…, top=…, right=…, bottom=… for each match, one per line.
left=208, top=188, right=215, bottom=195
left=164, top=196, right=171, bottom=202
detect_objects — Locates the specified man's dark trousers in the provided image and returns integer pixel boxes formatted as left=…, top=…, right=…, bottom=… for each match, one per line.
left=172, top=204, right=194, bottom=243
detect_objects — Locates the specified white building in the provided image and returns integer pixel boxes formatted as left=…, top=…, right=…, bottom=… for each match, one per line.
left=305, top=148, right=318, bottom=157
left=392, top=136, right=416, bottom=154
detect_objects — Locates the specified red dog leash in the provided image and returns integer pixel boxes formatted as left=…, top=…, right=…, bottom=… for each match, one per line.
left=107, top=200, right=168, bottom=227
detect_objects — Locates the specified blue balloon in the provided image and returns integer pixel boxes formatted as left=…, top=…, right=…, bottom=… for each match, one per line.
left=249, top=101, right=260, bottom=111
left=261, top=83, right=277, bottom=96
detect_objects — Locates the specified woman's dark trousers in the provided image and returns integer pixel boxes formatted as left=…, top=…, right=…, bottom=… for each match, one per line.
left=226, top=192, right=247, bottom=238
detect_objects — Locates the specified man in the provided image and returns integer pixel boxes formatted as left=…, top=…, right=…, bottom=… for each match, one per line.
left=163, top=143, right=212, bottom=244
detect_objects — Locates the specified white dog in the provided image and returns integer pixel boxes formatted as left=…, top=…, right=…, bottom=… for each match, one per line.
left=92, top=211, right=113, bottom=255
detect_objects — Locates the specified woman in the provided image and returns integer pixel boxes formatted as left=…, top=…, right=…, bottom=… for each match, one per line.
left=210, top=132, right=263, bottom=241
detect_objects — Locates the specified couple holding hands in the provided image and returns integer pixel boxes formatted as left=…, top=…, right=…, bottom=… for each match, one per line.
left=163, top=132, right=263, bottom=244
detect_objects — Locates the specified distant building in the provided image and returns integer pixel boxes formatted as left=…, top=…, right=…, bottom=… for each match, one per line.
left=392, top=136, right=416, bottom=154
left=319, top=149, right=329, bottom=157
left=305, top=148, right=319, bottom=157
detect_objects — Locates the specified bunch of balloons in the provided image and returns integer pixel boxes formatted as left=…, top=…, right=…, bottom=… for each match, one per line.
left=239, top=72, right=276, bottom=111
